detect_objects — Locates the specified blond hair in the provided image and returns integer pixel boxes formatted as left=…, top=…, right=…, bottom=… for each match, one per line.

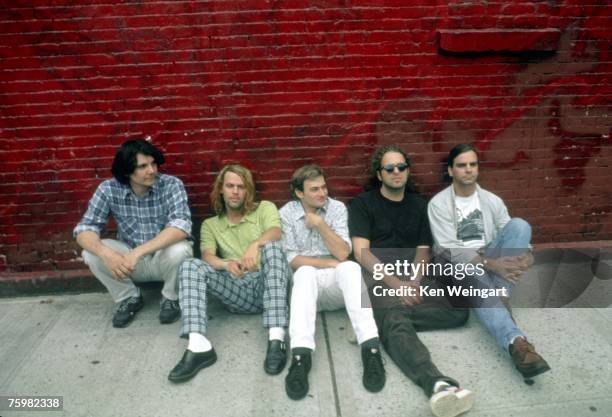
left=210, top=164, right=258, bottom=215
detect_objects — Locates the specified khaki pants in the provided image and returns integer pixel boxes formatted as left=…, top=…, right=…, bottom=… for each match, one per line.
left=82, top=238, right=193, bottom=303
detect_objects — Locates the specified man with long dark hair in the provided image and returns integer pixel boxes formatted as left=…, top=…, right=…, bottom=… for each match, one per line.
left=168, top=164, right=290, bottom=383
left=350, top=145, right=474, bottom=417
left=74, top=138, right=193, bottom=328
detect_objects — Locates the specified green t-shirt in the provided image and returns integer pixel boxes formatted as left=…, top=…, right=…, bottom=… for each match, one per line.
left=201, top=200, right=281, bottom=264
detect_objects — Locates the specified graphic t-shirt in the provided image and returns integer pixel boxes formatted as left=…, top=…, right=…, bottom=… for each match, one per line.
left=454, top=192, right=485, bottom=248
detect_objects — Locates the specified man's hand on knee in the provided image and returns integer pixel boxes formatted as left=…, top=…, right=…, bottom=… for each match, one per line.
left=517, top=251, right=534, bottom=270
left=240, top=241, right=260, bottom=272
left=505, top=252, right=533, bottom=283
left=100, top=249, right=131, bottom=280
left=224, top=260, right=245, bottom=278
left=488, top=256, right=526, bottom=284
left=120, top=250, right=141, bottom=274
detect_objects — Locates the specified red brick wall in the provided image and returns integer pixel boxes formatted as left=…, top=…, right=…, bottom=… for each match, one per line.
left=1, top=1, right=610, bottom=273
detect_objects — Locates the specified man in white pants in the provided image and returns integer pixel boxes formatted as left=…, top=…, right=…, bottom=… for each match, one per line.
left=279, top=165, right=385, bottom=400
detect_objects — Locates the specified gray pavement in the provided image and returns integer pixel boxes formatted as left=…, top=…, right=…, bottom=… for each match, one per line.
left=1, top=281, right=611, bottom=417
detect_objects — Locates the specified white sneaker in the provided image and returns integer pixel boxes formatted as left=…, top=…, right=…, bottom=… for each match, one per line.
left=429, top=386, right=474, bottom=417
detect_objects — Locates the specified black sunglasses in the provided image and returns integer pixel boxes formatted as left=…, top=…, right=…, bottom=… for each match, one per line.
left=380, top=163, right=409, bottom=173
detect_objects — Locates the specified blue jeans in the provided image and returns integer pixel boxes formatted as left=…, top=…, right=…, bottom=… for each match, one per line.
left=473, top=218, right=531, bottom=353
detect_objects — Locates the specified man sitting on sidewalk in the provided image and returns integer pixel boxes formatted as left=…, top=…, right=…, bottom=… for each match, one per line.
left=350, top=145, right=474, bottom=417
left=428, top=143, right=550, bottom=380
left=168, top=164, right=290, bottom=383
left=280, top=165, right=385, bottom=400
left=74, top=138, right=193, bottom=328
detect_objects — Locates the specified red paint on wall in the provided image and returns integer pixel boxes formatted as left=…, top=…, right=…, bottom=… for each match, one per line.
left=0, top=1, right=610, bottom=272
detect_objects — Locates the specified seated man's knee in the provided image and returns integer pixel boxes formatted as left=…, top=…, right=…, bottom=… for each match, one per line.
left=336, top=260, right=361, bottom=275
left=178, top=258, right=210, bottom=282
left=261, top=241, right=283, bottom=256
left=260, top=241, right=289, bottom=268
left=507, top=218, right=532, bottom=238
left=161, top=241, right=193, bottom=265
left=82, top=239, right=127, bottom=266
left=81, top=249, right=98, bottom=267
left=294, top=265, right=317, bottom=278
left=292, top=265, right=317, bottom=288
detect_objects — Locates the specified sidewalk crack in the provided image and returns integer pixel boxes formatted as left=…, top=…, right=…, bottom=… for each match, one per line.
left=322, top=312, right=342, bottom=417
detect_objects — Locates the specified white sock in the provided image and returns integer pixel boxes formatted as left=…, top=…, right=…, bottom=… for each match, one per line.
left=268, top=327, right=285, bottom=341
left=433, top=380, right=451, bottom=394
left=187, top=332, right=212, bottom=353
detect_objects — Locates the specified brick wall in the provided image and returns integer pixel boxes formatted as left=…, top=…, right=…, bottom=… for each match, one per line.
left=1, top=1, right=610, bottom=273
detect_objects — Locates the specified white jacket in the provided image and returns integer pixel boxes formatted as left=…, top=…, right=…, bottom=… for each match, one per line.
left=427, top=184, right=510, bottom=264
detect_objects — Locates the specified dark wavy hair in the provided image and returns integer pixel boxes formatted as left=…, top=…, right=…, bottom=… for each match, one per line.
left=365, top=144, right=415, bottom=191
left=444, top=143, right=479, bottom=182
left=111, top=139, right=165, bottom=184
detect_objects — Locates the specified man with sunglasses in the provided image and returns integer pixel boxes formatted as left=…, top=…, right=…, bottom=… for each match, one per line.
left=428, top=144, right=550, bottom=380
left=349, top=145, right=474, bottom=417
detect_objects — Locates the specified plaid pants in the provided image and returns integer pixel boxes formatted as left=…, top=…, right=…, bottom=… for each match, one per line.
left=178, top=241, right=290, bottom=337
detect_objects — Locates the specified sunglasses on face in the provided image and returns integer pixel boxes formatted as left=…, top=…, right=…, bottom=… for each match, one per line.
left=380, top=163, right=409, bottom=173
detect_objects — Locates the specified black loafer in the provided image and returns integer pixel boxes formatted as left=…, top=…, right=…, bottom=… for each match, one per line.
left=168, top=349, right=217, bottom=383
left=264, top=340, right=287, bottom=375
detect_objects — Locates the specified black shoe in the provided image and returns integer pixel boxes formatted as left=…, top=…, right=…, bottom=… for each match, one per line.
left=168, top=349, right=217, bottom=383
left=264, top=340, right=287, bottom=375
left=159, top=297, right=181, bottom=324
left=362, top=346, right=386, bottom=392
left=112, top=295, right=144, bottom=328
left=285, top=353, right=312, bottom=400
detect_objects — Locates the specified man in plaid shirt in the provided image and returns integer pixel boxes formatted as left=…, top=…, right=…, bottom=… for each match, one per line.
left=74, top=139, right=193, bottom=328
left=168, top=164, right=290, bottom=383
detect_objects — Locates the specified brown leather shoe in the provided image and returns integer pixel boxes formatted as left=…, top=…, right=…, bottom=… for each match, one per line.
left=509, top=337, right=551, bottom=378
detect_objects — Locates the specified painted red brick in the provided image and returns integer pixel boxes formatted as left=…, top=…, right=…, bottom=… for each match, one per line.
left=0, top=1, right=610, bottom=275
left=438, top=29, right=561, bottom=52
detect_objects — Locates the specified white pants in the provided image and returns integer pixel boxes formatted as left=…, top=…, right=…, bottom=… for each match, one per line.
left=289, top=261, right=379, bottom=351
left=82, top=238, right=193, bottom=303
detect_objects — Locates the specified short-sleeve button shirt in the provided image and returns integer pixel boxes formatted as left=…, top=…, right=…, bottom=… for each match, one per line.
left=201, top=200, right=281, bottom=265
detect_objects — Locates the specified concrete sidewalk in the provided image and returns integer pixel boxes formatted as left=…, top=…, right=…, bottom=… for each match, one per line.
left=1, top=285, right=611, bottom=417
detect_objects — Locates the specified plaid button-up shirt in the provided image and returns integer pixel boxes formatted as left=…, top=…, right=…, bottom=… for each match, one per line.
left=73, top=173, right=192, bottom=249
